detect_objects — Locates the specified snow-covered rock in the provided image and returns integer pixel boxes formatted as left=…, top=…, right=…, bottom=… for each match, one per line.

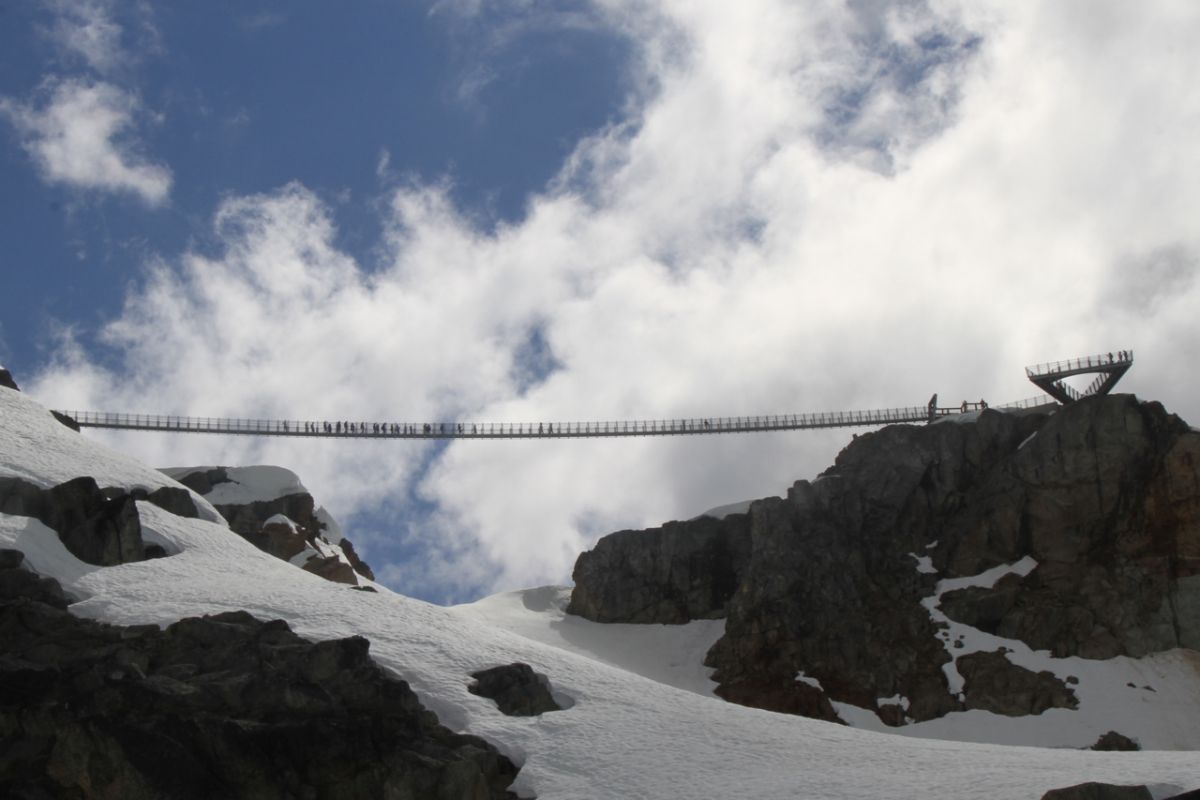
left=163, top=465, right=375, bottom=585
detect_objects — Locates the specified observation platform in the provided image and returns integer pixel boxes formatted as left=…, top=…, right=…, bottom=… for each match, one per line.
left=1025, top=351, right=1133, bottom=405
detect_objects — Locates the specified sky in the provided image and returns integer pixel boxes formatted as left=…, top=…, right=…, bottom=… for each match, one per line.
left=2, top=0, right=1199, bottom=604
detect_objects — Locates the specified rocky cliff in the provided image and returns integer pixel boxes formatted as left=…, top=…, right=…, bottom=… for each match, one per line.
left=567, top=394, right=1200, bottom=729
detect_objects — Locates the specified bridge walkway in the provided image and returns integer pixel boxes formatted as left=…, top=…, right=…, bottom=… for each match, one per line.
left=62, top=405, right=943, bottom=440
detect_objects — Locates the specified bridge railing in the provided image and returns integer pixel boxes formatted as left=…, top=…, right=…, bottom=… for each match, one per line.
left=996, top=394, right=1058, bottom=410
left=63, top=404, right=937, bottom=439
left=1025, top=351, right=1132, bottom=378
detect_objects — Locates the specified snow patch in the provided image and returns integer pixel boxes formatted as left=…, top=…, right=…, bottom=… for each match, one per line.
left=0, top=512, right=97, bottom=599
left=909, top=553, right=938, bottom=574
left=161, top=465, right=307, bottom=505
left=315, top=506, right=344, bottom=544
left=264, top=513, right=297, bottom=531
left=289, top=543, right=321, bottom=567
left=877, top=693, right=911, bottom=712
left=795, top=672, right=824, bottom=691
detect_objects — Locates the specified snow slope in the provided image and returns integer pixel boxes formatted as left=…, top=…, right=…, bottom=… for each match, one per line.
left=160, top=464, right=308, bottom=506
left=4, top=384, right=1200, bottom=798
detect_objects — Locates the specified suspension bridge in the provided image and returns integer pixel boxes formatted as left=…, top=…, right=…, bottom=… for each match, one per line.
left=53, top=351, right=1132, bottom=441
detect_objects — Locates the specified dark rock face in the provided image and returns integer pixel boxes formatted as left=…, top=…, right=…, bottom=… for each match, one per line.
left=0, top=552, right=521, bottom=799
left=936, top=396, right=1200, bottom=658
left=1, top=476, right=149, bottom=566
left=1091, top=730, right=1140, bottom=751
left=0, top=549, right=69, bottom=608
left=0, top=477, right=201, bottom=566
left=568, top=395, right=1200, bottom=728
left=172, top=466, right=376, bottom=585
left=0, top=367, right=18, bottom=391
left=567, top=513, right=751, bottom=623
left=956, top=649, right=1077, bottom=716
left=469, top=663, right=564, bottom=717
left=1041, top=783, right=1153, bottom=800
left=50, top=409, right=80, bottom=431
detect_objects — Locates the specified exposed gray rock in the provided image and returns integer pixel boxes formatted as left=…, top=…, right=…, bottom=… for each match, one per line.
left=0, top=558, right=521, bottom=799
left=469, top=662, right=564, bottom=717
left=0, top=367, right=18, bottom=391
left=957, top=649, right=1077, bottom=716
left=567, top=512, right=751, bottom=624
left=1040, top=783, right=1152, bottom=800
left=1090, top=730, right=1140, bottom=751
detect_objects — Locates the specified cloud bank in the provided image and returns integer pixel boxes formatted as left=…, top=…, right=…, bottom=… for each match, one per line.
left=28, top=0, right=1200, bottom=601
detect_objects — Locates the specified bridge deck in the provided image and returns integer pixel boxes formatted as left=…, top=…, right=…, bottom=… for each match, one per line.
left=63, top=406, right=942, bottom=440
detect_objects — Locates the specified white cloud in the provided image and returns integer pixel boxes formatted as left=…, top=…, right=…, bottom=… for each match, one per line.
left=47, top=0, right=125, bottom=74
left=1, top=78, right=171, bottom=205
left=27, top=0, right=1200, bottom=600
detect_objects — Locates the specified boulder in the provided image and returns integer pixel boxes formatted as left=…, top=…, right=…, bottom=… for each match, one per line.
left=469, top=663, right=564, bottom=717
left=0, top=568, right=521, bottom=799
left=1041, top=783, right=1152, bottom=800
left=1090, top=730, right=1140, bottom=751
left=303, top=554, right=359, bottom=586
left=957, top=649, right=1077, bottom=716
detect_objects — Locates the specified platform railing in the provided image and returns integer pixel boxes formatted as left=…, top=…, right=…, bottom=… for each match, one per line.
left=1025, top=351, right=1133, bottom=378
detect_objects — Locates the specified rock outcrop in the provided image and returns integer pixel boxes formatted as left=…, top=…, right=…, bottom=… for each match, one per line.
left=469, top=663, right=564, bottom=717
left=568, top=395, right=1200, bottom=728
left=567, top=513, right=751, bottom=623
left=0, top=548, right=520, bottom=799
left=0, top=367, right=18, bottom=391
left=1041, top=784, right=1153, bottom=800
left=0, top=476, right=201, bottom=566
left=1091, top=731, right=1140, bottom=751
left=170, top=466, right=376, bottom=586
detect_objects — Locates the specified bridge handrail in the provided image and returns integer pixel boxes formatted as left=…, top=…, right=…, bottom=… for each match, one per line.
left=1025, top=350, right=1132, bottom=378
left=63, top=404, right=938, bottom=439
left=996, top=395, right=1058, bottom=410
